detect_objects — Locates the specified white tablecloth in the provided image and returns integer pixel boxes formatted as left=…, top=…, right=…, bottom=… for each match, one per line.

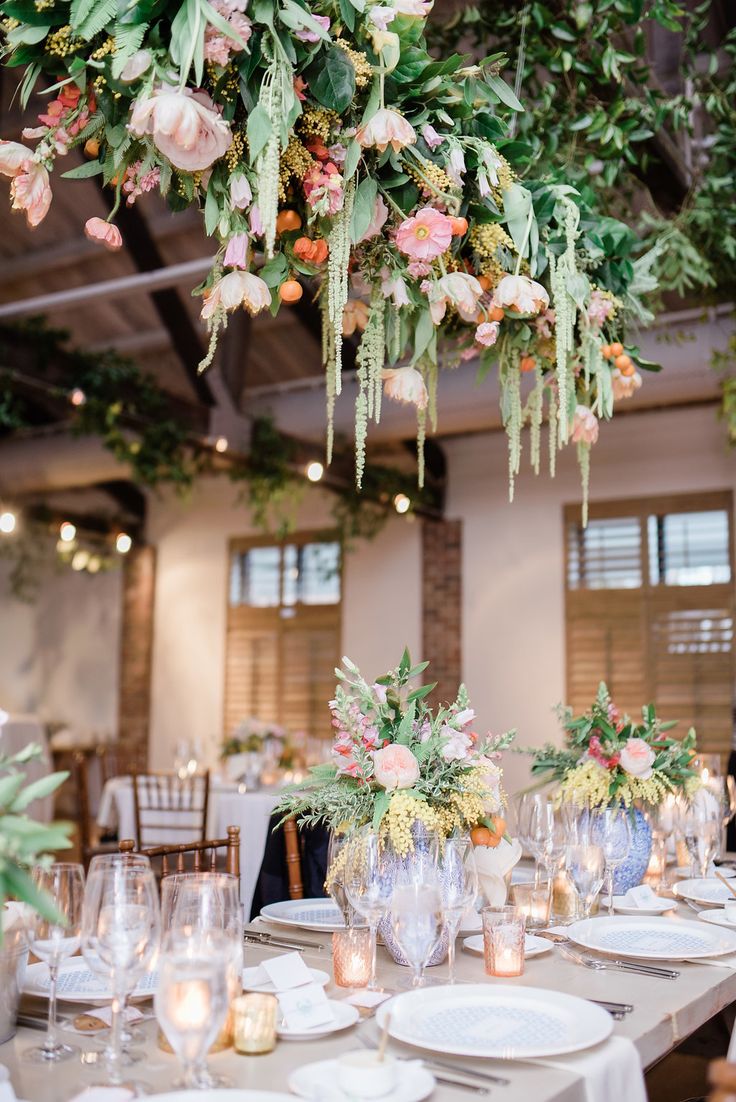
left=0, top=713, right=53, bottom=822
left=97, top=777, right=282, bottom=913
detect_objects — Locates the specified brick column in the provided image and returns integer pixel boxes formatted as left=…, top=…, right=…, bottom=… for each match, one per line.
left=421, top=518, right=462, bottom=704
left=117, top=545, right=156, bottom=762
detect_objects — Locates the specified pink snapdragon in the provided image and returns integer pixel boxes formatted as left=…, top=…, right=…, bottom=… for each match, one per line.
left=204, top=0, right=252, bottom=65
left=587, top=289, right=615, bottom=327
left=395, top=206, right=453, bottom=261
left=302, top=161, right=344, bottom=215
left=122, top=161, right=161, bottom=205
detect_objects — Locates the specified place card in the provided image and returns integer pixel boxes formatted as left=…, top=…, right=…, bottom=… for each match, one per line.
left=344, top=990, right=393, bottom=1010
left=278, top=982, right=336, bottom=1030
left=251, top=951, right=313, bottom=991
left=624, top=885, right=659, bottom=908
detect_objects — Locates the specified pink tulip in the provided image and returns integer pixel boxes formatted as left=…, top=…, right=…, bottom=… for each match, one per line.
left=493, top=274, right=549, bottom=315
left=10, top=161, right=51, bottom=226
left=223, top=233, right=249, bottom=269
left=395, top=206, right=453, bottom=261
left=358, top=194, right=389, bottom=243
left=382, top=366, right=428, bottom=409
left=356, top=108, right=416, bottom=153
left=84, top=216, right=123, bottom=251
left=129, top=86, right=232, bottom=171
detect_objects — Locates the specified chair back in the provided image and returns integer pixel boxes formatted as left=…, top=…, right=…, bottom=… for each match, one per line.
left=74, top=748, right=123, bottom=870
left=284, top=817, right=304, bottom=900
left=119, top=825, right=241, bottom=884
left=131, top=770, right=210, bottom=849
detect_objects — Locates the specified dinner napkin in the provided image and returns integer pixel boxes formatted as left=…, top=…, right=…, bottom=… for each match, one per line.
left=0, top=1065, right=16, bottom=1102
left=474, top=838, right=522, bottom=906
left=535, top=1035, right=646, bottom=1102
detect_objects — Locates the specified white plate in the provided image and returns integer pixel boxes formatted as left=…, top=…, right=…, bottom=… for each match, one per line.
left=376, top=984, right=612, bottom=1059
left=675, top=865, right=736, bottom=880
left=612, top=895, right=673, bottom=916
left=147, top=1093, right=296, bottom=1101
left=277, top=999, right=359, bottom=1040
left=567, top=914, right=736, bottom=960
left=22, top=959, right=157, bottom=1003
left=462, top=933, right=552, bottom=959
left=289, top=1056, right=435, bottom=1102
left=697, top=909, right=736, bottom=930
left=260, top=899, right=346, bottom=932
left=241, top=966, right=329, bottom=993
left=673, top=878, right=736, bottom=907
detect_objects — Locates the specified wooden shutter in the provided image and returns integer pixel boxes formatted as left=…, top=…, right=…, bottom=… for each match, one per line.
left=565, top=493, right=735, bottom=753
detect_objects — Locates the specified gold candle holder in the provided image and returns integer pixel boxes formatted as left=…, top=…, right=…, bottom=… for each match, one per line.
left=232, top=993, right=278, bottom=1055
left=332, top=927, right=372, bottom=988
left=481, top=905, right=526, bottom=978
left=511, top=881, right=551, bottom=928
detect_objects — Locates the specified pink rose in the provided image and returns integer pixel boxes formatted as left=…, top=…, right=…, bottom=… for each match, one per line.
left=372, top=744, right=420, bottom=790
left=619, top=737, right=656, bottom=780
left=396, top=206, right=453, bottom=261
left=129, top=86, right=232, bottom=171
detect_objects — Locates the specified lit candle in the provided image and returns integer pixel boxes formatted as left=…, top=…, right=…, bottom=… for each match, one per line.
left=232, top=993, right=277, bottom=1055
left=512, top=883, right=551, bottom=928
left=481, top=906, right=526, bottom=978
left=332, top=927, right=372, bottom=988
left=169, top=980, right=210, bottom=1032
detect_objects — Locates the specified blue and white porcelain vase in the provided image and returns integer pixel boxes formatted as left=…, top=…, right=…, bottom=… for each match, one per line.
left=612, top=807, right=652, bottom=893
left=378, top=822, right=451, bottom=968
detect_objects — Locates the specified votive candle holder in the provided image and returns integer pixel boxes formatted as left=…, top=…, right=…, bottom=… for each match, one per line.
left=232, top=993, right=278, bottom=1055
left=482, top=905, right=526, bottom=978
left=332, top=926, right=372, bottom=988
left=511, top=881, right=551, bottom=929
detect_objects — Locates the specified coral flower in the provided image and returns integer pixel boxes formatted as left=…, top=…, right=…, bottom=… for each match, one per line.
left=129, top=86, right=232, bottom=171
left=356, top=108, right=416, bottom=153
left=293, top=236, right=329, bottom=264
left=84, top=216, right=123, bottom=251
left=493, top=274, right=549, bottom=315
left=395, top=206, right=453, bottom=261
left=342, top=299, right=370, bottom=336
left=10, top=161, right=52, bottom=226
left=382, top=366, right=428, bottom=409
left=200, top=270, right=271, bottom=320
left=571, top=405, right=599, bottom=445
left=0, top=141, right=34, bottom=177
left=612, top=368, right=642, bottom=400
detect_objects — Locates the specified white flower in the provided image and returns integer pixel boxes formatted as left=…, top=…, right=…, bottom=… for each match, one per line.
left=356, top=108, right=416, bottom=153
left=493, top=274, right=549, bottom=315
left=200, top=270, right=271, bottom=320
left=380, top=269, right=410, bottom=307
left=230, top=172, right=252, bottom=210
left=424, top=272, right=483, bottom=324
left=119, top=49, right=152, bottom=83
left=440, top=726, right=473, bottom=762
left=369, top=6, right=396, bottom=30
left=446, top=144, right=466, bottom=187
left=382, top=366, right=428, bottom=409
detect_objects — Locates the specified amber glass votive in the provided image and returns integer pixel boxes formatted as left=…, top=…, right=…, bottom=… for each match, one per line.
left=232, top=993, right=278, bottom=1055
left=332, top=926, right=372, bottom=988
left=511, top=881, right=551, bottom=929
left=482, top=905, right=526, bottom=977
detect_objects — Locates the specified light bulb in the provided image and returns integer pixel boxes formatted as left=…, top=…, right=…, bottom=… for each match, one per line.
left=214, top=436, right=228, bottom=453
left=116, top=532, right=132, bottom=554
left=393, top=493, right=411, bottom=515
left=59, top=521, right=76, bottom=542
left=87, top=555, right=101, bottom=574
left=71, top=550, right=89, bottom=571
left=306, top=461, right=324, bottom=482
left=0, top=511, right=16, bottom=534
left=69, top=388, right=86, bottom=407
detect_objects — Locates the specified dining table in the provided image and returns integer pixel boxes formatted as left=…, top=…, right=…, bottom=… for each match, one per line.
left=96, top=775, right=285, bottom=912
left=3, top=885, right=736, bottom=1102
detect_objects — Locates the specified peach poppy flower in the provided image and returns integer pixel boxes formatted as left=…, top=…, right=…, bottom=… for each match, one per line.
left=395, top=206, right=453, bottom=261
left=84, top=216, right=123, bottom=251
left=10, top=161, right=52, bottom=227
left=200, top=270, right=271, bottom=320
left=423, top=272, right=483, bottom=324
left=129, top=86, right=232, bottom=171
left=493, top=274, right=549, bottom=315
left=356, top=108, right=416, bottom=153
left=571, top=405, right=599, bottom=445
left=382, top=366, right=428, bottom=409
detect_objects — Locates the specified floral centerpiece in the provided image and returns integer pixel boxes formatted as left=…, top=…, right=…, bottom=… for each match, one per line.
left=0, top=0, right=659, bottom=515
left=221, top=717, right=287, bottom=785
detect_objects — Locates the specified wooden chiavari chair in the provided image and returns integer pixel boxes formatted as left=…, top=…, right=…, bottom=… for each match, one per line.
left=74, top=742, right=148, bottom=869
left=119, top=825, right=241, bottom=885
left=131, top=770, right=210, bottom=849
left=283, top=817, right=304, bottom=900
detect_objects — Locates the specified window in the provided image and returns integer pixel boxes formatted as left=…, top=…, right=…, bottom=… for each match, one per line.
left=224, top=536, right=342, bottom=744
left=565, top=492, right=735, bottom=753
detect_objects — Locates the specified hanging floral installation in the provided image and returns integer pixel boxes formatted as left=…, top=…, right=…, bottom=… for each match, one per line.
left=0, top=0, right=660, bottom=517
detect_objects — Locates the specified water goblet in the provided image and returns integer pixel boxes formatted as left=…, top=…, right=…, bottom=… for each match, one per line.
left=680, top=795, right=721, bottom=878
left=390, top=883, right=443, bottom=988
left=590, top=807, right=632, bottom=914
left=528, top=795, right=567, bottom=885
left=343, top=831, right=393, bottom=990
left=566, top=844, right=605, bottom=918
left=24, top=863, right=85, bottom=1064
left=432, top=836, right=479, bottom=983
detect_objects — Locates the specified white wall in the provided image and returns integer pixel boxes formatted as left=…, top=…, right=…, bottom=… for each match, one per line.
left=146, top=477, right=422, bottom=768
left=0, top=563, right=121, bottom=735
left=445, top=405, right=736, bottom=796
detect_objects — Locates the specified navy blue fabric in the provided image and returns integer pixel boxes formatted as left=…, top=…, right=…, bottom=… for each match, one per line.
left=250, top=814, right=330, bottom=920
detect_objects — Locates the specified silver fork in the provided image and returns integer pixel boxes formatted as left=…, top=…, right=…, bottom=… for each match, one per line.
left=557, top=943, right=679, bottom=979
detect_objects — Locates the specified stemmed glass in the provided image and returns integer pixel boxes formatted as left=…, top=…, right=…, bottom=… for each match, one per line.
left=566, top=844, right=605, bottom=919
left=155, top=928, right=232, bottom=1090
left=168, top=873, right=244, bottom=1007
left=647, top=796, right=680, bottom=891
left=343, top=830, right=393, bottom=990
left=81, top=855, right=160, bottom=1088
left=528, top=796, right=566, bottom=886
left=326, top=831, right=356, bottom=927
left=679, top=795, right=722, bottom=878
left=590, top=807, right=632, bottom=914
left=433, top=836, right=479, bottom=984
left=390, top=882, right=443, bottom=989
left=24, top=863, right=85, bottom=1064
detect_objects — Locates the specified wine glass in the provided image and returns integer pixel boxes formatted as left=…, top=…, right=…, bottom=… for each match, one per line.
left=566, top=844, right=605, bottom=918
left=168, top=873, right=243, bottom=1001
left=24, top=863, right=85, bottom=1064
left=590, top=807, right=632, bottom=914
left=646, top=796, right=680, bottom=891
left=155, top=928, right=232, bottom=1090
left=528, top=796, right=566, bottom=885
left=326, top=831, right=356, bottom=927
left=390, top=883, right=443, bottom=988
left=81, top=855, right=160, bottom=1088
left=679, top=795, right=722, bottom=878
left=343, top=830, right=393, bottom=990
left=433, top=836, right=479, bottom=983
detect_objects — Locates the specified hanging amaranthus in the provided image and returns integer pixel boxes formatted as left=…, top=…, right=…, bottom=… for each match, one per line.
left=354, top=289, right=386, bottom=486
left=527, top=366, right=544, bottom=475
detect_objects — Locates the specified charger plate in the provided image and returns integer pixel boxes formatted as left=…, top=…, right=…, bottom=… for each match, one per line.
left=673, top=878, right=736, bottom=908
left=22, top=958, right=156, bottom=1002
left=566, top=914, right=736, bottom=960
left=260, top=899, right=345, bottom=932
left=376, top=984, right=612, bottom=1059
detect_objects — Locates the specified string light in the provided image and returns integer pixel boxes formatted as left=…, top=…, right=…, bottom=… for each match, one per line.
left=87, top=555, right=101, bottom=574
left=393, top=493, right=411, bottom=515
left=59, top=521, right=76, bottom=542
left=214, top=436, right=228, bottom=453
left=306, top=461, right=324, bottom=482
left=69, top=388, right=86, bottom=407
left=115, top=532, right=132, bottom=554
left=71, top=550, right=89, bottom=571
left=0, top=511, right=16, bottom=534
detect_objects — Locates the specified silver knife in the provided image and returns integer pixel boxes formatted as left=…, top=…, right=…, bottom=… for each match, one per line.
left=429, top=1074, right=490, bottom=1095
left=612, top=959, right=679, bottom=979
left=424, top=1059, right=510, bottom=1086
left=244, top=932, right=325, bottom=953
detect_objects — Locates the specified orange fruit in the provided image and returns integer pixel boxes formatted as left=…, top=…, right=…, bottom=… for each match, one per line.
left=477, top=275, right=493, bottom=293
left=610, top=342, right=624, bottom=357
left=487, top=305, right=504, bottom=322
left=601, top=344, right=611, bottom=359
left=84, top=138, right=99, bottom=158
left=615, top=353, right=632, bottom=372
left=449, top=216, right=468, bottom=236
left=279, top=279, right=303, bottom=303
left=470, top=826, right=493, bottom=847
left=276, top=210, right=302, bottom=233
left=519, top=355, right=536, bottom=373
left=489, top=816, right=506, bottom=837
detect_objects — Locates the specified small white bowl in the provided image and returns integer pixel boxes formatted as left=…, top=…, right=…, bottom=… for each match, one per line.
left=337, top=1050, right=399, bottom=1099
left=724, top=900, right=736, bottom=923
